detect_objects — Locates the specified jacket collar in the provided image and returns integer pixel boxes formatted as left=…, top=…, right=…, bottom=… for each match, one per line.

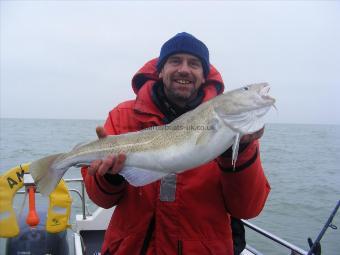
left=152, top=81, right=204, bottom=123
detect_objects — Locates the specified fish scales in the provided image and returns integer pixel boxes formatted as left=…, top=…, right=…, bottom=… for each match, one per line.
left=73, top=105, right=214, bottom=156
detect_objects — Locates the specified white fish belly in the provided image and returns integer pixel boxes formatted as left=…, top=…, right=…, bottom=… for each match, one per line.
left=121, top=125, right=236, bottom=186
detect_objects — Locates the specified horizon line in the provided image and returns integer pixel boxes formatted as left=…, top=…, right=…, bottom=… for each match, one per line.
left=1, top=117, right=339, bottom=126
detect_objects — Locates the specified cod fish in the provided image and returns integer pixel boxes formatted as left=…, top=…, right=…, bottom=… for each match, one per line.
left=30, top=83, right=275, bottom=195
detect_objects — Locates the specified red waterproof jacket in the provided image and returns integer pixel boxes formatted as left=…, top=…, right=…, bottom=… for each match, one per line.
left=81, top=59, right=270, bottom=255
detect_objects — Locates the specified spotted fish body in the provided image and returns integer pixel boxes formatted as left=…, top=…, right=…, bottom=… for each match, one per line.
left=30, top=83, right=275, bottom=195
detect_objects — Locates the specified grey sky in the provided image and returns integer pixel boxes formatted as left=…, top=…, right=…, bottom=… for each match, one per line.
left=1, top=1, right=339, bottom=124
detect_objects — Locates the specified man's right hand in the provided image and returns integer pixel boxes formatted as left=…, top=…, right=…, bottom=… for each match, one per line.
left=87, top=126, right=126, bottom=176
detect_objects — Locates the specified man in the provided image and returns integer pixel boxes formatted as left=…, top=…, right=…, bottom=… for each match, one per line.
left=81, top=32, right=270, bottom=255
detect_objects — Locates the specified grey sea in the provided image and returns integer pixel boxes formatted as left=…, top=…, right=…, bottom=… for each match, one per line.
left=0, top=118, right=339, bottom=254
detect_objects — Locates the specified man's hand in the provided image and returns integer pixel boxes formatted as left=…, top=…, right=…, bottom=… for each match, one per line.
left=240, top=127, right=265, bottom=144
left=87, top=126, right=126, bottom=176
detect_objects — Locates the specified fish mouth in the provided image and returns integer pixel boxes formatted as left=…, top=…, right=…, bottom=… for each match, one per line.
left=259, top=84, right=270, bottom=96
left=259, top=84, right=277, bottom=111
left=260, top=85, right=275, bottom=102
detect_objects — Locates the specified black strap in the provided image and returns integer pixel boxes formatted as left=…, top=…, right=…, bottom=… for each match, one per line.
left=231, top=217, right=246, bottom=255
left=94, top=174, right=124, bottom=195
left=177, top=240, right=183, bottom=255
left=140, top=216, right=155, bottom=255
left=219, top=147, right=258, bottom=173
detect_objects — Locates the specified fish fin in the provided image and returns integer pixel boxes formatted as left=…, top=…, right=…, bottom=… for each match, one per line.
left=196, top=117, right=219, bottom=145
left=119, top=167, right=167, bottom=186
left=29, top=153, right=68, bottom=196
left=208, top=117, right=221, bottom=131
left=232, top=133, right=241, bottom=169
left=72, top=142, right=88, bottom=150
left=196, top=132, right=211, bottom=145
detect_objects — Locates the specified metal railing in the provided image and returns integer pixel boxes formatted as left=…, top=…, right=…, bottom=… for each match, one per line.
left=17, top=177, right=90, bottom=220
left=17, top=177, right=337, bottom=255
left=64, top=178, right=89, bottom=219
left=242, top=200, right=339, bottom=255
left=62, top=179, right=309, bottom=255
left=242, top=220, right=308, bottom=255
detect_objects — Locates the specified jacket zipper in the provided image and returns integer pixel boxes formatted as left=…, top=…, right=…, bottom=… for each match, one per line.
left=177, top=240, right=183, bottom=255
left=140, top=216, right=155, bottom=255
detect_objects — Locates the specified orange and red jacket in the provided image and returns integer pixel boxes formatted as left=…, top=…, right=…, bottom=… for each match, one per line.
left=81, top=59, right=271, bottom=255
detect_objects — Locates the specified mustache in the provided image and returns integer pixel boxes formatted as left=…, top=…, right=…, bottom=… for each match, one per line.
left=172, top=74, right=195, bottom=82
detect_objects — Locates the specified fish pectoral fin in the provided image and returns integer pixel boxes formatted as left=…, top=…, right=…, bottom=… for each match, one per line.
left=195, top=117, right=219, bottom=146
left=119, top=167, right=168, bottom=187
left=196, top=131, right=212, bottom=146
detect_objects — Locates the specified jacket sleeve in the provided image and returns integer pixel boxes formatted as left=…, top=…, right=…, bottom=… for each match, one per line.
left=216, top=140, right=271, bottom=219
left=81, top=110, right=127, bottom=209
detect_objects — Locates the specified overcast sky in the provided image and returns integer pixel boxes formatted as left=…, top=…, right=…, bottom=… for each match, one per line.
left=1, top=1, right=339, bottom=125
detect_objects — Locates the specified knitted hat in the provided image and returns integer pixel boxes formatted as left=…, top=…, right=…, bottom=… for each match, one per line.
left=156, top=32, right=210, bottom=78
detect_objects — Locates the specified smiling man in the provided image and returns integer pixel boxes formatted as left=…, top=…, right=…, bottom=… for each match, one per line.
left=156, top=33, right=209, bottom=108
left=81, top=32, right=270, bottom=255
left=159, top=53, right=205, bottom=106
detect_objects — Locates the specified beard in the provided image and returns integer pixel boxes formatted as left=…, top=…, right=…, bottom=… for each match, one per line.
left=164, top=83, right=198, bottom=104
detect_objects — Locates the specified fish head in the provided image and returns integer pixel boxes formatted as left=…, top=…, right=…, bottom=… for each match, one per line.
left=214, top=82, right=276, bottom=134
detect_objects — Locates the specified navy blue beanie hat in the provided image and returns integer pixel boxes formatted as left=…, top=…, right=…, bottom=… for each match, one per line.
left=156, top=32, right=210, bottom=78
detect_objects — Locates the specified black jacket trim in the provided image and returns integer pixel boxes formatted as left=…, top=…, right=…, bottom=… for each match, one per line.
left=220, top=147, right=258, bottom=173
left=94, top=174, right=125, bottom=195
left=220, top=143, right=250, bottom=158
left=151, top=81, right=203, bottom=123
left=104, top=173, right=126, bottom=185
left=140, top=216, right=155, bottom=255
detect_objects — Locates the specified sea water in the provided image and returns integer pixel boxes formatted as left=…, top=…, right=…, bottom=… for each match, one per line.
left=0, top=118, right=339, bottom=254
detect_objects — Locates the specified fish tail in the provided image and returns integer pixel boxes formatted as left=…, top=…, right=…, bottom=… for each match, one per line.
left=29, top=153, right=68, bottom=196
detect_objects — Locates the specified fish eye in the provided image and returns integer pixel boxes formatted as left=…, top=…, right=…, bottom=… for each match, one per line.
left=243, top=86, right=249, bottom=91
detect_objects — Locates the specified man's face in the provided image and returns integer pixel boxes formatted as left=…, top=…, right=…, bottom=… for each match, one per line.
left=159, top=53, right=206, bottom=106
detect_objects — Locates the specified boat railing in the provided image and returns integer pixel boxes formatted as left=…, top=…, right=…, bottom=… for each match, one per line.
left=64, top=178, right=89, bottom=219
left=242, top=220, right=308, bottom=255
left=17, top=177, right=91, bottom=219
left=63, top=178, right=309, bottom=255
left=16, top=177, right=311, bottom=255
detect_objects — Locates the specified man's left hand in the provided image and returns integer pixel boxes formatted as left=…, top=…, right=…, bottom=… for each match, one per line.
left=240, top=127, right=265, bottom=144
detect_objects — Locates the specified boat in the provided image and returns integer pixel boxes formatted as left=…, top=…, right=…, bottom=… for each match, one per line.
left=0, top=165, right=338, bottom=255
